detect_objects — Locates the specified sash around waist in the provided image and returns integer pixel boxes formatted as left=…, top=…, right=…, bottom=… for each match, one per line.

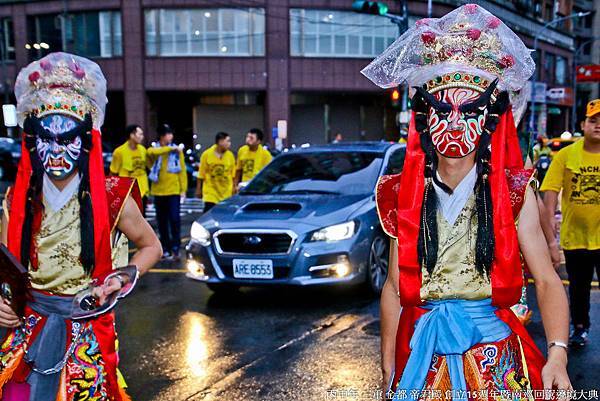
left=395, top=298, right=512, bottom=401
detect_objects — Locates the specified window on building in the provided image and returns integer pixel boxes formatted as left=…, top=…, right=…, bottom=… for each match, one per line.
left=290, top=9, right=397, bottom=58
left=99, top=11, right=122, bottom=57
left=27, top=14, right=62, bottom=59
left=0, top=18, right=15, bottom=61
left=67, top=11, right=122, bottom=57
left=145, top=8, right=265, bottom=57
left=544, top=53, right=555, bottom=83
left=544, top=4, right=553, bottom=21
left=533, top=0, right=543, bottom=19
left=581, top=42, right=592, bottom=57
left=555, top=56, right=567, bottom=85
left=27, top=11, right=122, bottom=59
left=532, top=51, right=541, bottom=81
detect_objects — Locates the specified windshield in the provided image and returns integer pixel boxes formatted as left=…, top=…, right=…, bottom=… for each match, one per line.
left=242, top=151, right=383, bottom=196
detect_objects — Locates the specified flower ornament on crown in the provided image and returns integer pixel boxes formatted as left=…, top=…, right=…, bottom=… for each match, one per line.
left=15, top=52, right=108, bottom=129
left=361, top=3, right=535, bottom=124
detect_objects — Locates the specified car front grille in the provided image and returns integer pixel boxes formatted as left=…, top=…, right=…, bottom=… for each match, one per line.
left=214, top=232, right=294, bottom=255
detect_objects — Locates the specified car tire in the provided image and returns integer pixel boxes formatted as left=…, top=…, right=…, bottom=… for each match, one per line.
left=365, top=234, right=389, bottom=295
left=206, top=283, right=240, bottom=294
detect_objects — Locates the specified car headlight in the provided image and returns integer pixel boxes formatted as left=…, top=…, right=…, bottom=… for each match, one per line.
left=190, top=222, right=211, bottom=246
left=311, top=221, right=356, bottom=242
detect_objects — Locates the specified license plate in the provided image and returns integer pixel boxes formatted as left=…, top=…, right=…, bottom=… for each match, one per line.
left=232, top=259, right=274, bottom=279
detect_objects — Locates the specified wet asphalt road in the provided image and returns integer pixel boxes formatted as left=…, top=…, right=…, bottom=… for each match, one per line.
left=116, top=270, right=381, bottom=401
left=115, top=219, right=600, bottom=401
left=116, top=271, right=600, bottom=401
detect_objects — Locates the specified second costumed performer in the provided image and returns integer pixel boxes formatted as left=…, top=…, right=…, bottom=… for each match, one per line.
left=365, top=4, right=572, bottom=400
left=0, top=53, right=162, bottom=400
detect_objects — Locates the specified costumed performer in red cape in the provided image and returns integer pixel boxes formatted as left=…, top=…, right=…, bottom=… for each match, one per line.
left=363, top=4, right=572, bottom=400
left=0, top=52, right=162, bottom=401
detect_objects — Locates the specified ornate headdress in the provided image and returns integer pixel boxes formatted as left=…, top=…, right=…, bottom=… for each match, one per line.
left=15, top=52, right=107, bottom=128
left=361, top=3, right=534, bottom=123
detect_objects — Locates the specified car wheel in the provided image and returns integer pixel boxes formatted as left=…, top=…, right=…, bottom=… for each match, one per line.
left=366, top=234, right=389, bottom=295
left=206, top=283, right=240, bottom=294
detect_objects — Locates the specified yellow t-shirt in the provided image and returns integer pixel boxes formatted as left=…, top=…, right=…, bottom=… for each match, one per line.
left=236, top=145, right=273, bottom=182
left=110, top=142, right=150, bottom=197
left=147, top=146, right=188, bottom=196
left=540, top=143, right=600, bottom=250
left=199, top=144, right=236, bottom=204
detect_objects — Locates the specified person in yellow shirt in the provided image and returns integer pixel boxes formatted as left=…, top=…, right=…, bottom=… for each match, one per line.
left=234, top=128, right=272, bottom=192
left=110, top=124, right=150, bottom=205
left=541, top=99, right=600, bottom=347
left=195, top=132, right=236, bottom=212
left=147, top=123, right=187, bottom=260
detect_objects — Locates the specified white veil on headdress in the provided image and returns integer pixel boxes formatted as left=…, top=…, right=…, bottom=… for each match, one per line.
left=361, top=4, right=535, bottom=124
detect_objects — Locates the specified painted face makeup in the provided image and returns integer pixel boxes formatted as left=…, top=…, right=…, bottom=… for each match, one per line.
left=427, top=87, right=488, bottom=158
left=36, top=114, right=82, bottom=180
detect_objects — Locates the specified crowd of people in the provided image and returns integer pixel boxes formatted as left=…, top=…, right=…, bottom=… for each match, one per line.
left=108, top=124, right=272, bottom=261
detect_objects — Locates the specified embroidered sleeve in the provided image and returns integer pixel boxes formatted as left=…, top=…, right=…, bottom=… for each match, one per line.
left=105, top=176, right=142, bottom=232
left=505, top=168, right=536, bottom=220
left=375, top=173, right=401, bottom=239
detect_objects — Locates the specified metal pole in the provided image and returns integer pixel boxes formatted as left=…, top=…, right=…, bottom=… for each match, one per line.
left=528, top=12, right=591, bottom=148
left=383, top=2, right=409, bottom=140
left=0, top=20, right=8, bottom=104
left=571, top=36, right=600, bottom=133
left=60, top=0, right=68, bottom=52
left=0, top=20, right=8, bottom=137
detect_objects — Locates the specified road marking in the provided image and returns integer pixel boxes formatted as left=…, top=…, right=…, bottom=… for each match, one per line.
left=149, top=268, right=187, bottom=273
left=527, top=278, right=599, bottom=286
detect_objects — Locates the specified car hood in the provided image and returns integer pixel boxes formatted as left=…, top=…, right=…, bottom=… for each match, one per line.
left=202, top=194, right=372, bottom=231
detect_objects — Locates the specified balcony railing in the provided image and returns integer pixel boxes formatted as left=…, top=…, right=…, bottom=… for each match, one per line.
left=574, top=0, right=594, bottom=11
left=574, top=26, right=593, bottom=38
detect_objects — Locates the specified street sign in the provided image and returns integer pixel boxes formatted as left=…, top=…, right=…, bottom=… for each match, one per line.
left=546, top=87, right=573, bottom=106
left=576, top=65, right=600, bottom=82
left=277, top=120, right=287, bottom=139
left=2, top=105, right=17, bottom=127
left=528, top=81, right=547, bottom=103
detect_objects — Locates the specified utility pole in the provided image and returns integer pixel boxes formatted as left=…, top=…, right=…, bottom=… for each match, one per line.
left=0, top=19, right=11, bottom=137
left=59, top=0, right=69, bottom=52
left=571, top=36, right=600, bottom=133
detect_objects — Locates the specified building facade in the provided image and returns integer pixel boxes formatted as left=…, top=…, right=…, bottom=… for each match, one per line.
left=0, top=0, right=580, bottom=150
left=573, top=0, right=599, bottom=127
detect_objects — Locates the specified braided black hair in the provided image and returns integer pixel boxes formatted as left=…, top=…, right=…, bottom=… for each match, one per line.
left=412, top=89, right=441, bottom=274
left=21, top=116, right=45, bottom=268
left=77, top=114, right=95, bottom=273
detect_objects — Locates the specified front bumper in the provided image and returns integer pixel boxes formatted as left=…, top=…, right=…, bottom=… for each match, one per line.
left=184, top=233, right=370, bottom=287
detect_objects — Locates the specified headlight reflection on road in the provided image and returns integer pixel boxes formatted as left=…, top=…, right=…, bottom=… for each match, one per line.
left=185, top=313, right=209, bottom=378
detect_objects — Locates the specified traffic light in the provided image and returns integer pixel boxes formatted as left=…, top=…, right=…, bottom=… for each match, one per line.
left=391, top=87, right=400, bottom=108
left=352, top=1, right=389, bottom=15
